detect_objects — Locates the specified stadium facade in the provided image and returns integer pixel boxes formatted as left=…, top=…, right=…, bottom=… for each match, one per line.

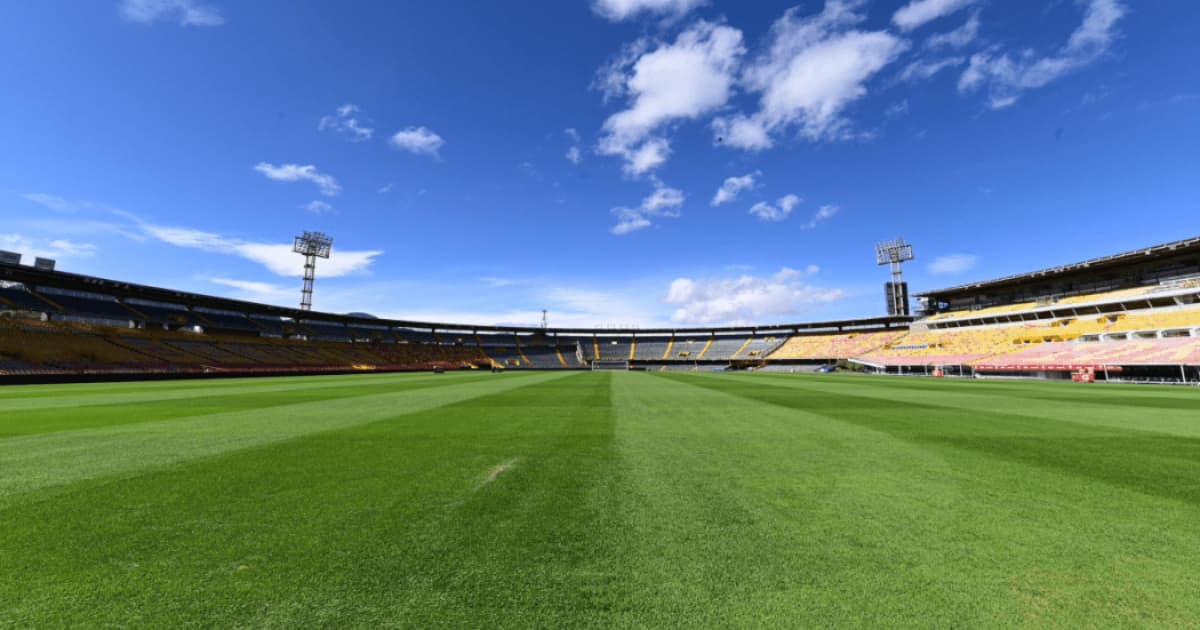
left=1, top=237, right=1199, bottom=383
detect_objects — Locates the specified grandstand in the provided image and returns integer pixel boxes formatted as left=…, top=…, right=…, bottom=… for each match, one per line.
left=1, top=237, right=1199, bottom=382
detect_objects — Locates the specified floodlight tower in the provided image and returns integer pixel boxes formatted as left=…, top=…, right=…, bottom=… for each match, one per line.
left=293, top=231, right=333, bottom=311
left=876, top=238, right=915, bottom=316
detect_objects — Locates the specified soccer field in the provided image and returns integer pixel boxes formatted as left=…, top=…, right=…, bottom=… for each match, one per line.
left=3, top=371, right=1200, bottom=627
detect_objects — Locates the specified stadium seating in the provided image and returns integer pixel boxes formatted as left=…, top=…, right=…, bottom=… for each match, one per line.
left=0, top=286, right=59, bottom=312
left=38, top=291, right=135, bottom=322
left=195, top=309, right=260, bottom=332
left=702, top=335, right=752, bottom=360
left=597, top=337, right=633, bottom=361
left=769, top=331, right=905, bottom=360
left=983, top=337, right=1200, bottom=367
left=732, top=335, right=787, bottom=359
left=855, top=326, right=1039, bottom=367
left=0, top=314, right=485, bottom=375
left=670, top=336, right=709, bottom=359
left=632, top=336, right=672, bottom=360
left=124, top=300, right=198, bottom=327
left=5, top=252, right=1199, bottom=379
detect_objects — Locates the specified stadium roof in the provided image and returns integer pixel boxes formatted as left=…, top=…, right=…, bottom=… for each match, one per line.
left=917, top=236, right=1200, bottom=299
left=0, top=260, right=911, bottom=335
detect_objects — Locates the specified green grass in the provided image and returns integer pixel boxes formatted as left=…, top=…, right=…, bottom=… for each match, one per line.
left=2, top=371, right=1200, bottom=627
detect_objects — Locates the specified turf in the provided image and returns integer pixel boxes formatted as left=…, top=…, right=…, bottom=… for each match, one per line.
left=2, top=371, right=1200, bottom=627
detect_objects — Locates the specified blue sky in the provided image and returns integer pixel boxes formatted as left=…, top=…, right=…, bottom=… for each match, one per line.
left=1, top=0, right=1197, bottom=327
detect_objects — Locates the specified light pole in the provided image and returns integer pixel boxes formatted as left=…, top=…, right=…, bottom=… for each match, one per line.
left=293, top=231, right=333, bottom=311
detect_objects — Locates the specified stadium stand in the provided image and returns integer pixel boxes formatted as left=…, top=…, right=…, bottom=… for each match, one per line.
left=195, top=308, right=259, bottom=333
left=632, top=335, right=673, bottom=360
left=731, top=334, right=787, bottom=360
left=124, top=299, right=198, bottom=327
left=37, top=289, right=135, bottom=323
left=2, top=236, right=1198, bottom=382
left=770, top=330, right=906, bottom=360
left=0, top=286, right=60, bottom=312
left=597, top=337, right=633, bottom=362
left=670, top=336, right=709, bottom=360
left=977, top=337, right=1200, bottom=369
left=703, top=335, right=753, bottom=361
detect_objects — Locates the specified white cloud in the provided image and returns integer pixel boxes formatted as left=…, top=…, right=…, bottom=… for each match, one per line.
left=209, top=277, right=294, bottom=303
left=885, top=99, right=910, bottom=117
left=610, top=208, right=653, bottom=235
left=597, top=21, right=744, bottom=174
left=928, top=253, right=978, bottom=274
left=591, top=0, right=706, bottom=22
left=318, top=104, right=374, bottom=142
left=119, top=0, right=223, bottom=26
left=622, top=138, right=672, bottom=175
left=925, top=12, right=980, bottom=49
left=958, top=0, right=1126, bottom=109
left=711, top=172, right=758, bottom=206
left=641, top=184, right=684, bottom=215
left=898, top=56, right=965, bottom=82
left=389, top=126, right=445, bottom=157
left=235, top=243, right=379, bottom=278
left=254, top=163, right=341, bottom=196
left=664, top=266, right=844, bottom=325
left=140, top=223, right=381, bottom=278
left=377, top=183, right=394, bottom=194
left=304, top=200, right=334, bottom=214
left=565, top=128, right=583, bottom=164
left=748, top=194, right=801, bottom=222
left=383, top=289, right=667, bottom=329
left=479, top=276, right=521, bottom=288
left=714, top=1, right=908, bottom=150
left=21, top=193, right=79, bottom=212
left=893, top=0, right=975, bottom=32
left=610, top=181, right=685, bottom=235
left=0, top=234, right=97, bottom=260
left=803, top=204, right=840, bottom=229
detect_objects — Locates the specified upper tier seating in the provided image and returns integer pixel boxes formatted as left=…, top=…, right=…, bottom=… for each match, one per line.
left=0, top=286, right=59, bottom=312
left=39, top=292, right=135, bottom=322
left=125, top=301, right=198, bottom=327
left=195, top=310, right=260, bottom=332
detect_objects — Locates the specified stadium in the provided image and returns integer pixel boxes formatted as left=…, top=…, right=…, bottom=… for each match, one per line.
left=5, top=0, right=1200, bottom=627
left=3, top=236, right=1199, bottom=383
left=4, top=236, right=1200, bottom=626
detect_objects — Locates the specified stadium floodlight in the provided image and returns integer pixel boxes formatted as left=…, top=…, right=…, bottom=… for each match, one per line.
left=293, top=231, right=333, bottom=311
left=876, top=238, right=915, bottom=317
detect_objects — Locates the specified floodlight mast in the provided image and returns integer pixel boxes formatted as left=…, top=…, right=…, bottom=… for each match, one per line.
left=876, top=238, right=915, bottom=316
left=293, top=231, right=333, bottom=311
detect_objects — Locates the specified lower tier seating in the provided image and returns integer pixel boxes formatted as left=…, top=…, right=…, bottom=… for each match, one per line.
left=0, top=318, right=485, bottom=375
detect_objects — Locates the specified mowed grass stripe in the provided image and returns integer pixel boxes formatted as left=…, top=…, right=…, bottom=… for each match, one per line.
left=726, top=372, right=1200, bottom=438
left=642, top=371, right=1200, bottom=625
left=0, top=371, right=571, bottom=507
left=0, top=371, right=633, bottom=627
left=610, top=371, right=999, bottom=626
left=0, top=372, right=502, bottom=437
left=0, top=371, right=462, bottom=412
left=669, top=373, right=1200, bottom=505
